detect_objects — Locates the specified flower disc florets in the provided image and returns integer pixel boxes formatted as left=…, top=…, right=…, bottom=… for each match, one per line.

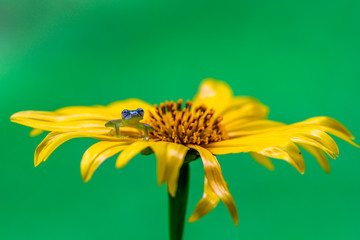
left=147, top=99, right=228, bottom=145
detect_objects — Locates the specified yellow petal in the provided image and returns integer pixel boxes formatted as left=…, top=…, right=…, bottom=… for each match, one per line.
left=12, top=113, right=141, bottom=140
left=34, top=131, right=108, bottom=167
left=288, top=128, right=339, bottom=158
left=162, top=143, right=188, bottom=197
left=299, top=143, right=330, bottom=173
left=11, top=99, right=155, bottom=134
left=192, top=78, right=233, bottom=114
left=207, top=137, right=305, bottom=174
left=12, top=109, right=116, bottom=137
left=221, top=97, right=269, bottom=128
left=149, top=142, right=169, bottom=185
left=37, top=99, right=153, bottom=121
left=261, top=142, right=305, bottom=173
left=56, top=105, right=104, bottom=113
left=30, top=128, right=44, bottom=137
left=115, top=141, right=188, bottom=196
left=208, top=119, right=354, bottom=173
left=56, top=107, right=122, bottom=120
left=189, top=145, right=238, bottom=225
left=81, top=141, right=130, bottom=182
left=11, top=113, right=106, bottom=131
left=227, top=120, right=286, bottom=138
left=227, top=121, right=341, bottom=158
left=11, top=109, right=120, bottom=123
left=249, top=152, right=274, bottom=171
left=301, top=117, right=354, bottom=139
left=295, top=118, right=359, bottom=148
left=188, top=177, right=220, bottom=223
left=116, top=142, right=151, bottom=168
left=149, top=142, right=189, bottom=196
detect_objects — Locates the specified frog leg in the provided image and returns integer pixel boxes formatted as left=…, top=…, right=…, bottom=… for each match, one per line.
left=115, top=123, right=121, bottom=137
left=142, top=123, right=154, bottom=141
left=105, top=119, right=125, bottom=137
left=114, top=120, right=125, bottom=138
left=105, top=119, right=125, bottom=138
left=142, top=128, right=148, bottom=141
left=134, top=123, right=146, bottom=140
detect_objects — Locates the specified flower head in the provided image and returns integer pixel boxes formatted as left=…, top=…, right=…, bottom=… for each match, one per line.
left=11, top=79, right=358, bottom=225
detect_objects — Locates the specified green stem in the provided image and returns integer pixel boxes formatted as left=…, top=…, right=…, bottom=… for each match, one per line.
left=168, top=163, right=190, bottom=240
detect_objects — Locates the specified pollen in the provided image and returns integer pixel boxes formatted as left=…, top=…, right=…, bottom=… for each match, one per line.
left=147, top=99, right=228, bottom=145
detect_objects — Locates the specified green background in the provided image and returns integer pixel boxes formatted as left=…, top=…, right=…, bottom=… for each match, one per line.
left=1, top=0, right=360, bottom=239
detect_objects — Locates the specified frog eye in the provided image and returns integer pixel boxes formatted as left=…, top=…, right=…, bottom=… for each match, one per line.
left=121, top=109, right=129, bottom=118
left=137, top=108, right=144, bottom=116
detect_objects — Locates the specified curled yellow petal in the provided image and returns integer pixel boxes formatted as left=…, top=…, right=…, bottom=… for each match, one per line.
left=261, top=142, right=305, bottom=174
left=299, top=143, right=330, bottom=173
left=192, top=78, right=233, bottom=113
left=81, top=141, right=130, bottom=182
left=116, top=142, right=151, bottom=168
left=149, top=142, right=169, bottom=185
left=149, top=142, right=189, bottom=196
left=162, top=143, right=188, bottom=197
left=296, top=117, right=358, bottom=148
left=34, top=130, right=109, bottom=167
left=250, top=152, right=274, bottom=171
left=114, top=141, right=188, bottom=197
left=207, top=118, right=356, bottom=173
left=207, top=137, right=306, bottom=174
left=289, top=128, right=339, bottom=158
left=188, top=177, right=220, bottom=223
left=301, top=117, right=354, bottom=139
left=189, top=145, right=238, bottom=225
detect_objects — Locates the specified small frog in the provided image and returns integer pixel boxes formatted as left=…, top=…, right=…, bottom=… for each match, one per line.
left=105, top=108, right=154, bottom=140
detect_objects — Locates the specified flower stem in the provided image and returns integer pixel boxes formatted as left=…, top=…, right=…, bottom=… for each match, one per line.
left=168, top=163, right=190, bottom=240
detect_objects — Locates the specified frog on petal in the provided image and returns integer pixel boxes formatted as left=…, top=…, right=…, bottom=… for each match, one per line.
left=105, top=108, right=154, bottom=140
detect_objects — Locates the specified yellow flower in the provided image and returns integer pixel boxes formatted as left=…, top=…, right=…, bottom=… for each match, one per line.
left=10, top=79, right=358, bottom=226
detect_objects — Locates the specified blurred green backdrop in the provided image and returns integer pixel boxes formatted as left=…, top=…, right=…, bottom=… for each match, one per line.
left=1, top=0, right=360, bottom=239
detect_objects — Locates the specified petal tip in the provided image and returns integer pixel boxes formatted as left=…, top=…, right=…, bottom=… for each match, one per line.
left=296, top=166, right=305, bottom=175
left=234, top=219, right=239, bottom=226
left=34, top=160, right=42, bottom=167
left=115, top=161, right=124, bottom=169
left=10, top=111, right=29, bottom=121
left=187, top=214, right=199, bottom=223
left=29, top=129, right=44, bottom=137
left=168, top=189, right=176, bottom=198
left=80, top=169, right=90, bottom=182
left=9, top=113, right=19, bottom=120
left=82, top=175, right=90, bottom=183
left=34, top=155, right=42, bottom=167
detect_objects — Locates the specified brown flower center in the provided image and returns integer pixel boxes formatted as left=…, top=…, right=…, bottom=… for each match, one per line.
left=147, top=99, right=228, bottom=145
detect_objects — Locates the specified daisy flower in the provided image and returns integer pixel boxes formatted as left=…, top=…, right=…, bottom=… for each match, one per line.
left=11, top=79, right=358, bottom=240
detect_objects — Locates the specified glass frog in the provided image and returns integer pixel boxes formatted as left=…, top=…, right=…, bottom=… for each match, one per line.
left=105, top=108, right=154, bottom=140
